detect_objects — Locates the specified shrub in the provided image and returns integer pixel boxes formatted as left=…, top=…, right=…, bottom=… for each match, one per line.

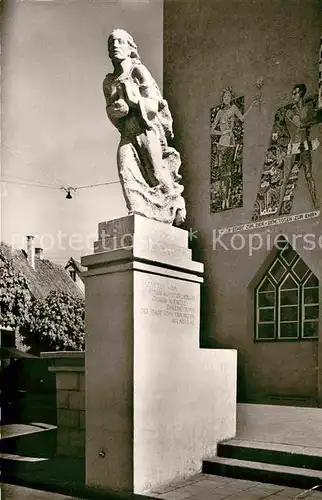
left=22, top=290, right=85, bottom=352
left=0, top=248, right=33, bottom=329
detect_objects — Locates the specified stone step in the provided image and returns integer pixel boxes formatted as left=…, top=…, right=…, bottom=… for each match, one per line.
left=217, top=438, right=322, bottom=471
left=0, top=424, right=56, bottom=458
left=202, top=456, right=322, bottom=490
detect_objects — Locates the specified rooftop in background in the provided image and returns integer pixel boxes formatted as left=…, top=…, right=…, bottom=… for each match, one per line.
left=64, top=257, right=86, bottom=275
left=0, top=242, right=83, bottom=300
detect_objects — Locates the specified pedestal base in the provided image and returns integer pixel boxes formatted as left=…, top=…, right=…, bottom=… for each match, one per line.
left=81, top=215, right=237, bottom=494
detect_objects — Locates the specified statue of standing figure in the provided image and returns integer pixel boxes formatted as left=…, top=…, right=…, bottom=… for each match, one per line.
left=103, top=29, right=186, bottom=226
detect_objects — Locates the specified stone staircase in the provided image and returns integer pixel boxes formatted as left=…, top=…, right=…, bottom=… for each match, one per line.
left=203, top=438, right=322, bottom=489
left=203, top=404, right=322, bottom=490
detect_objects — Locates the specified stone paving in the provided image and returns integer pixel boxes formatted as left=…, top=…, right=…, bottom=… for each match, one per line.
left=1, top=483, right=79, bottom=499
left=2, top=475, right=322, bottom=500
left=148, top=474, right=322, bottom=500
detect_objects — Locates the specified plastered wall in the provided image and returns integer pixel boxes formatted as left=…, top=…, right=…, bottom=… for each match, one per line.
left=164, top=0, right=322, bottom=402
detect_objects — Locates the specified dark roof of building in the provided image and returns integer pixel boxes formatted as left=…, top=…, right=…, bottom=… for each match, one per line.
left=0, top=242, right=83, bottom=300
left=65, top=257, right=86, bottom=274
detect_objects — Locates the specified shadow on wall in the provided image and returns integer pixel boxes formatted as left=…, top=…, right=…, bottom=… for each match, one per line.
left=187, top=232, right=217, bottom=349
left=0, top=358, right=57, bottom=426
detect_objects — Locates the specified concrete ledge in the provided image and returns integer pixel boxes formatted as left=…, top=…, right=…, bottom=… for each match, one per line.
left=41, top=352, right=85, bottom=359
left=41, top=352, right=85, bottom=372
left=82, top=249, right=203, bottom=276
left=48, top=366, right=85, bottom=373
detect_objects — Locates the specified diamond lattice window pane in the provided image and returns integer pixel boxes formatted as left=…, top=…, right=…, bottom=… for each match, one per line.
left=280, top=245, right=297, bottom=265
left=275, top=236, right=289, bottom=249
left=292, top=258, right=310, bottom=281
left=269, top=259, right=286, bottom=283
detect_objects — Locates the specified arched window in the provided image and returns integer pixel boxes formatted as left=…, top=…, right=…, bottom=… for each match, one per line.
left=255, top=239, right=319, bottom=341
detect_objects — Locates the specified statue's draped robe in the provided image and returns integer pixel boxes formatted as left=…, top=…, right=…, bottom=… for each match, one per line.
left=103, top=62, right=186, bottom=225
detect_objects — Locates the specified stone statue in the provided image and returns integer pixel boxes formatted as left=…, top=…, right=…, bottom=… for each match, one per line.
left=103, top=29, right=186, bottom=226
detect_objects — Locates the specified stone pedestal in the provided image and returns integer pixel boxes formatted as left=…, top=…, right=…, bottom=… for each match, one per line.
left=81, top=215, right=237, bottom=494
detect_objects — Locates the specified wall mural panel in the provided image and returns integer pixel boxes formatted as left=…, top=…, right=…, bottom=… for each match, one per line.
left=210, top=88, right=244, bottom=213
left=319, top=34, right=322, bottom=109
left=211, top=37, right=322, bottom=234
left=252, top=86, right=321, bottom=221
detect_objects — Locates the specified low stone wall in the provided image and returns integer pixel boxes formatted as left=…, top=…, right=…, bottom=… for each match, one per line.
left=41, top=351, right=85, bottom=458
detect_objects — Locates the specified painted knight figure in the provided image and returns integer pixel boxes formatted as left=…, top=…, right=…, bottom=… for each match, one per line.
left=103, top=29, right=186, bottom=226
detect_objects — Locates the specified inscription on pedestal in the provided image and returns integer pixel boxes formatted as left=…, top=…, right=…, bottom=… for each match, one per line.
left=140, top=278, right=197, bottom=326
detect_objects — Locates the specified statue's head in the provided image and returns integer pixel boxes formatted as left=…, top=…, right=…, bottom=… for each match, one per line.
left=221, top=87, right=235, bottom=105
left=108, top=29, right=139, bottom=63
left=292, top=83, right=306, bottom=103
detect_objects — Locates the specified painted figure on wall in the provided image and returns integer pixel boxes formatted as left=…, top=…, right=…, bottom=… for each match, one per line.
left=103, top=29, right=186, bottom=226
left=210, top=88, right=257, bottom=212
left=252, top=84, right=321, bottom=221
left=319, top=34, right=322, bottom=109
left=280, top=84, right=320, bottom=213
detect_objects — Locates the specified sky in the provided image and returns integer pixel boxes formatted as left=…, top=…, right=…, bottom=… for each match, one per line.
left=1, top=0, right=163, bottom=264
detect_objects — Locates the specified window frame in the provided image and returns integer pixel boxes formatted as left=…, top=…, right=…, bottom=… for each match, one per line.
left=277, top=273, right=300, bottom=340
left=302, top=273, right=319, bottom=339
left=255, top=276, right=276, bottom=341
left=254, top=246, right=319, bottom=342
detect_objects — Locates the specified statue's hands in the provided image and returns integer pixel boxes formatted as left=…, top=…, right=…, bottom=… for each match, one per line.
left=123, top=82, right=141, bottom=107
left=174, top=207, right=186, bottom=226
left=292, top=115, right=301, bottom=127
left=109, top=99, right=129, bottom=118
